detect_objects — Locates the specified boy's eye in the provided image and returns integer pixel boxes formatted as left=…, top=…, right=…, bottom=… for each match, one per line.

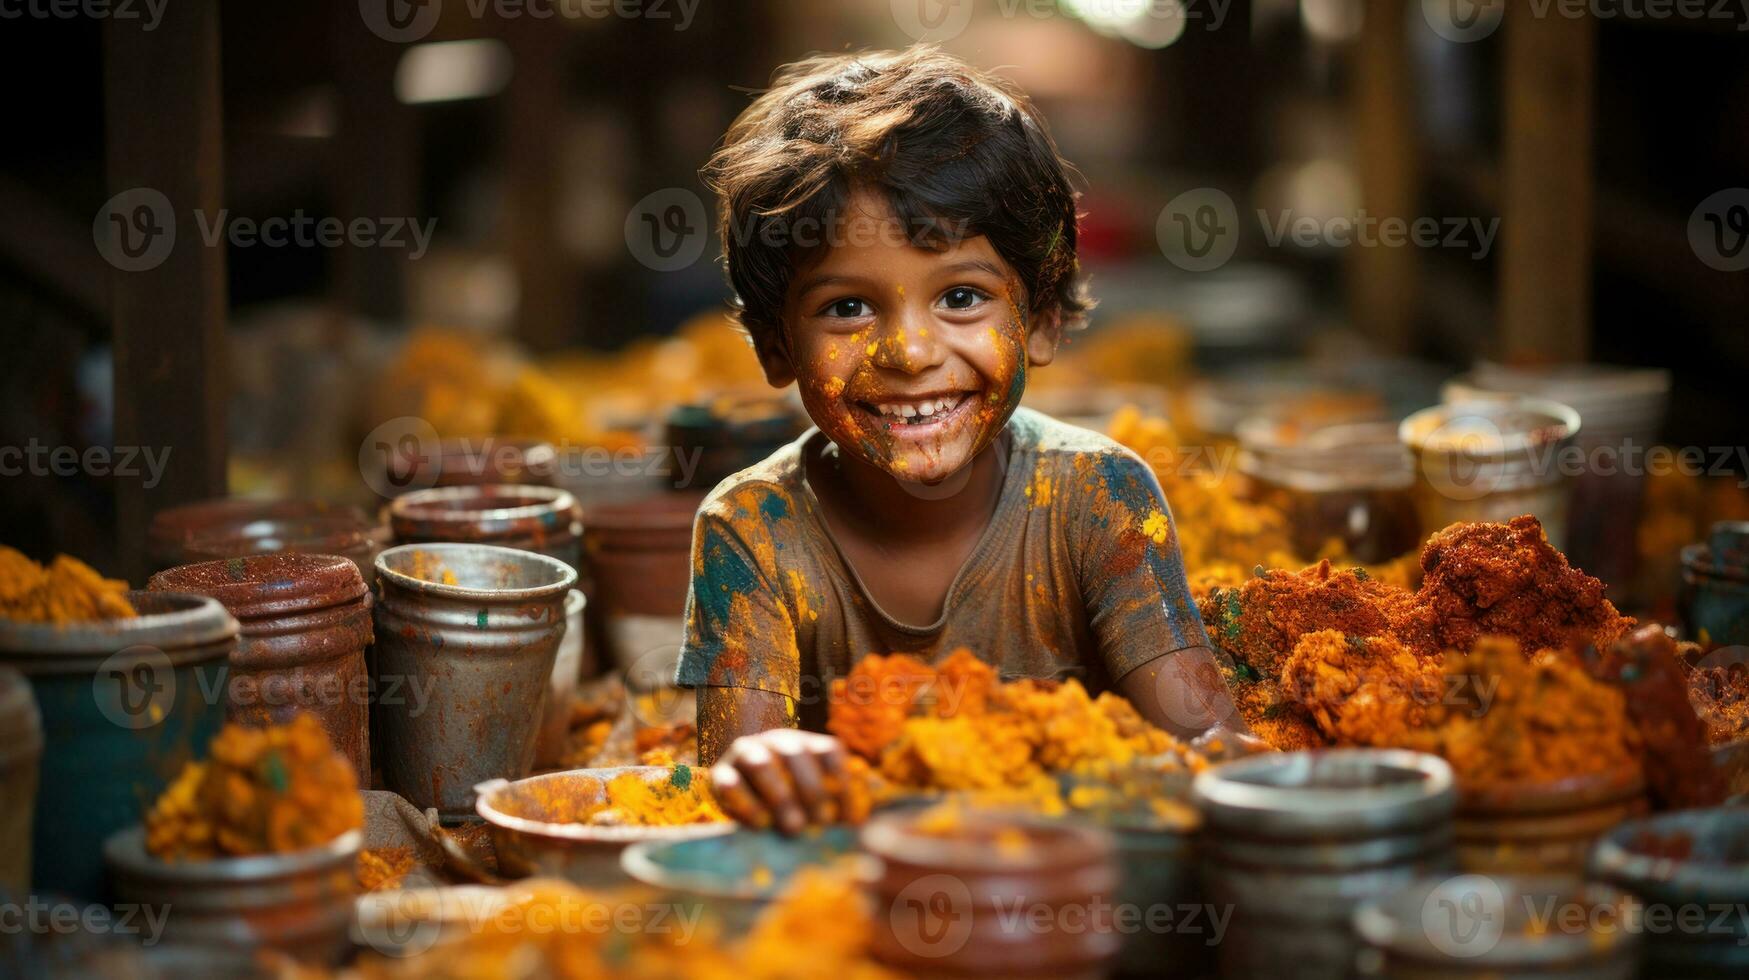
left=940, top=287, right=988, bottom=311
left=822, top=298, right=869, bottom=318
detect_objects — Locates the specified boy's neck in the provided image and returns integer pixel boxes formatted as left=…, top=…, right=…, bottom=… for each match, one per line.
left=814, top=434, right=1008, bottom=545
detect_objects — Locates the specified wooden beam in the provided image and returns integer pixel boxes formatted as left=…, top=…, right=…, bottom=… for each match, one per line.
left=334, top=5, right=417, bottom=323
left=1499, top=6, right=1596, bottom=362
left=104, top=0, right=228, bottom=581
left=1348, top=0, right=1420, bottom=354
left=505, top=19, right=575, bottom=351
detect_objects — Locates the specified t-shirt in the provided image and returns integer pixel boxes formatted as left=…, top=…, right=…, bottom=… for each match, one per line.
left=674, top=407, right=1209, bottom=731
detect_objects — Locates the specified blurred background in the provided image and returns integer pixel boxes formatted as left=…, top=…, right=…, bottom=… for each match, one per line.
left=2, top=0, right=1747, bottom=611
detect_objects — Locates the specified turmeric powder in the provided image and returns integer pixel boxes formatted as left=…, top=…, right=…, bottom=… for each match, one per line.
left=497, top=765, right=727, bottom=828
left=145, top=713, right=364, bottom=860
left=0, top=546, right=136, bottom=622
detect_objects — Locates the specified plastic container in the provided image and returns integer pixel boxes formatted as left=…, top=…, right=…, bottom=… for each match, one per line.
left=1193, top=749, right=1458, bottom=980
left=581, top=493, right=704, bottom=675
left=475, top=766, right=729, bottom=886
left=1237, top=418, right=1422, bottom=563
left=1448, top=364, right=1669, bottom=591
left=1400, top=399, right=1580, bottom=549
left=0, top=592, right=236, bottom=899
left=1589, top=806, right=1749, bottom=977
left=105, top=825, right=360, bottom=967
left=373, top=543, right=575, bottom=818
left=147, top=554, right=374, bottom=784
left=862, top=808, right=1121, bottom=979
left=1355, top=875, right=1640, bottom=979
left=533, top=588, right=587, bottom=770
left=0, top=666, right=42, bottom=897
left=1454, top=768, right=1648, bottom=875
left=1681, top=521, right=1749, bottom=648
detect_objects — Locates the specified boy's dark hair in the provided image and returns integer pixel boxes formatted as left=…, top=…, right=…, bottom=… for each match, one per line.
left=702, top=46, right=1091, bottom=358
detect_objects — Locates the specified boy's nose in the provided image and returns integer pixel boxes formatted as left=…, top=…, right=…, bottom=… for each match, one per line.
left=869, top=310, right=946, bottom=375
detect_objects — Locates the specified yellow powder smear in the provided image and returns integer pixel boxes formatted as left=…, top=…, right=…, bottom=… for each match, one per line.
left=499, top=766, right=726, bottom=828
left=405, top=549, right=458, bottom=586
left=0, top=546, right=136, bottom=622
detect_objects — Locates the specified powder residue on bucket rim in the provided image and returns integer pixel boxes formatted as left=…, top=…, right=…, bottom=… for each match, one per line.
left=404, top=549, right=459, bottom=586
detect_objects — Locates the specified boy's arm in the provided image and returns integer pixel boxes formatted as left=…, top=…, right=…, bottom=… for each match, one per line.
left=1076, top=449, right=1265, bottom=753
left=697, top=685, right=794, bottom=765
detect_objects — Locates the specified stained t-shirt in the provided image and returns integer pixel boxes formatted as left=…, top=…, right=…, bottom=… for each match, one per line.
left=674, top=407, right=1210, bottom=731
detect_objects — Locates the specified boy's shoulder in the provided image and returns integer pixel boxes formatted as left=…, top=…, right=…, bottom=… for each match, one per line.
left=692, top=436, right=811, bottom=533
left=1009, top=407, right=1151, bottom=469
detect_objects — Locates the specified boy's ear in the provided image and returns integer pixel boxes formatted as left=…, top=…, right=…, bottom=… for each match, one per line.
left=1025, top=306, right=1063, bottom=367
left=755, top=333, right=797, bottom=388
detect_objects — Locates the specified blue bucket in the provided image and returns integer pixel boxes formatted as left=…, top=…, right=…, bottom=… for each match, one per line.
left=0, top=591, right=236, bottom=899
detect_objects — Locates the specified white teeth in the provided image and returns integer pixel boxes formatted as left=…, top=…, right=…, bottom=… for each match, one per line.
left=918, top=402, right=935, bottom=417
left=870, top=395, right=969, bottom=420
left=900, top=404, right=916, bottom=417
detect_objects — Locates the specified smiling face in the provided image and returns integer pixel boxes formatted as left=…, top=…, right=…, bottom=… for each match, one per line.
left=763, top=189, right=1059, bottom=485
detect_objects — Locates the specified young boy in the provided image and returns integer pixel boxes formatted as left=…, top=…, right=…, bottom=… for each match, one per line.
left=683, top=47, right=1260, bottom=832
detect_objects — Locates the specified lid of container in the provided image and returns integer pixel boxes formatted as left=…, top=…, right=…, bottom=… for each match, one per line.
left=181, top=515, right=377, bottom=559
left=0, top=591, right=238, bottom=668
left=376, top=542, right=577, bottom=602
left=147, top=553, right=367, bottom=621
left=1354, top=875, right=1638, bottom=966
left=389, top=485, right=581, bottom=541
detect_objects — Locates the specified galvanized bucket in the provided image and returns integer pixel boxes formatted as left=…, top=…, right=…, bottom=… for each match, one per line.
left=475, top=766, right=730, bottom=886
left=1354, top=874, right=1640, bottom=979
left=1399, top=398, right=1580, bottom=550
left=105, top=824, right=361, bottom=967
left=1681, top=522, right=1749, bottom=648
left=373, top=543, right=576, bottom=818
left=0, top=591, right=236, bottom=899
left=1454, top=767, right=1647, bottom=875
left=1589, top=806, right=1749, bottom=977
left=1193, top=749, right=1458, bottom=980
left=533, top=588, right=587, bottom=769
left=0, top=666, right=42, bottom=897
left=388, top=484, right=583, bottom=573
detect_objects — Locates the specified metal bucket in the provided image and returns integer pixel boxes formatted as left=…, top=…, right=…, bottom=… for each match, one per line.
left=373, top=543, right=575, bottom=818
left=0, top=666, right=42, bottom=897
left=388, top=484, right=583, bottom=573
left=1400, top=399, right=1580, bottom=550
left=580, top=492, right=702, bottom=674
left=1681, top=522, right=1749, bottom=648
left=475, top=766, right=729, bottom=886
left=533, top=588, right=587, bottom=769
left=1193, top=749, right=1458, bottom=980
left=179, top=515, right=386, bottom=592
left=1354, top=874, right=1640, bottom=979
left=147, top=553, right=375, bottom=784
left=105, top=824, right=360, bottom=967
left=0, top=591, right=236, bottom=899
left=1455, top=768, right=1647, bottom=875
left=147, top=497, right=371, bottom=573
left=1589, top=806, right=1749, bottom=977
left=862, top=808, right=1122, bottom=979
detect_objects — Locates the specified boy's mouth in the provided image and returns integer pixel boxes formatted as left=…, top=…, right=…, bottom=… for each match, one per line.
left=854, top=391, right=980, bottom=432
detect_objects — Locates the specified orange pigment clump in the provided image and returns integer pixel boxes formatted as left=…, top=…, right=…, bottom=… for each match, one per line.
left=0, top=546, right=136, bottom=622
left=145, top=713, right=363, bottom=860
left=357, top=846, right=416, bottom=892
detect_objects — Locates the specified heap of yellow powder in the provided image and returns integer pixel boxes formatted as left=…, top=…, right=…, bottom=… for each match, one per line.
left=829, top=650, right=1207, bottom=817
left=0, top=546, right=136, bottom=622
left=498, top=765, right=726, bottom=828
left=145, top=713, right=364, bottom=860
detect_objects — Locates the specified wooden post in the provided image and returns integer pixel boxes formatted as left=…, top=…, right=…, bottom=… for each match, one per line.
left=1499, top=6, right=1595, bottom=362
left=505, top=18, right=575, bottom=351
left=104, top=0, right=228, bottom=581
left=334, top=5, right=418, bottom=323
left=1348, top=0, right=1419, bottom=354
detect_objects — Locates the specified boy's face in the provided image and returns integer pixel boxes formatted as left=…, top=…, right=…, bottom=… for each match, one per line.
left=768, top=189, right=1058, bottom=485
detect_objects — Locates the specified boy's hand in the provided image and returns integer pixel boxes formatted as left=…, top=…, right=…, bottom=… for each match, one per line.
left=1190, top=724, right=1274, bottom=761
left=709, top=728, right=867, bottom=834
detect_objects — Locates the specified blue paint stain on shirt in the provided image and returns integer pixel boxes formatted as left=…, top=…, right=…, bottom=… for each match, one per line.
left=759, top=492, right=790, bottom=523
left=676, top=521, right=760, bottom=686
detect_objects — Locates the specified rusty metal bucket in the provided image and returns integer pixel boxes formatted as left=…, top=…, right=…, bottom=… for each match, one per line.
left=474, top=766, right=729, bottom=886
left=147, top=553, right=375, bottom=784
left=373, top=543, right=575, bottom=819
left=1454, top=767, right=1647, bottom=875
left=105, top=824, right=360, bottom=968
left=1589, top=806, right=1749, bottom=977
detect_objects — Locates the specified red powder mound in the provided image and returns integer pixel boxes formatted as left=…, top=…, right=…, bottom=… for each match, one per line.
left=1199, top=559, right=1437, bottom=677
left=1418, top=515, right=1635, bottom=655
left=1588, top=625, right=1724, bottom=810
